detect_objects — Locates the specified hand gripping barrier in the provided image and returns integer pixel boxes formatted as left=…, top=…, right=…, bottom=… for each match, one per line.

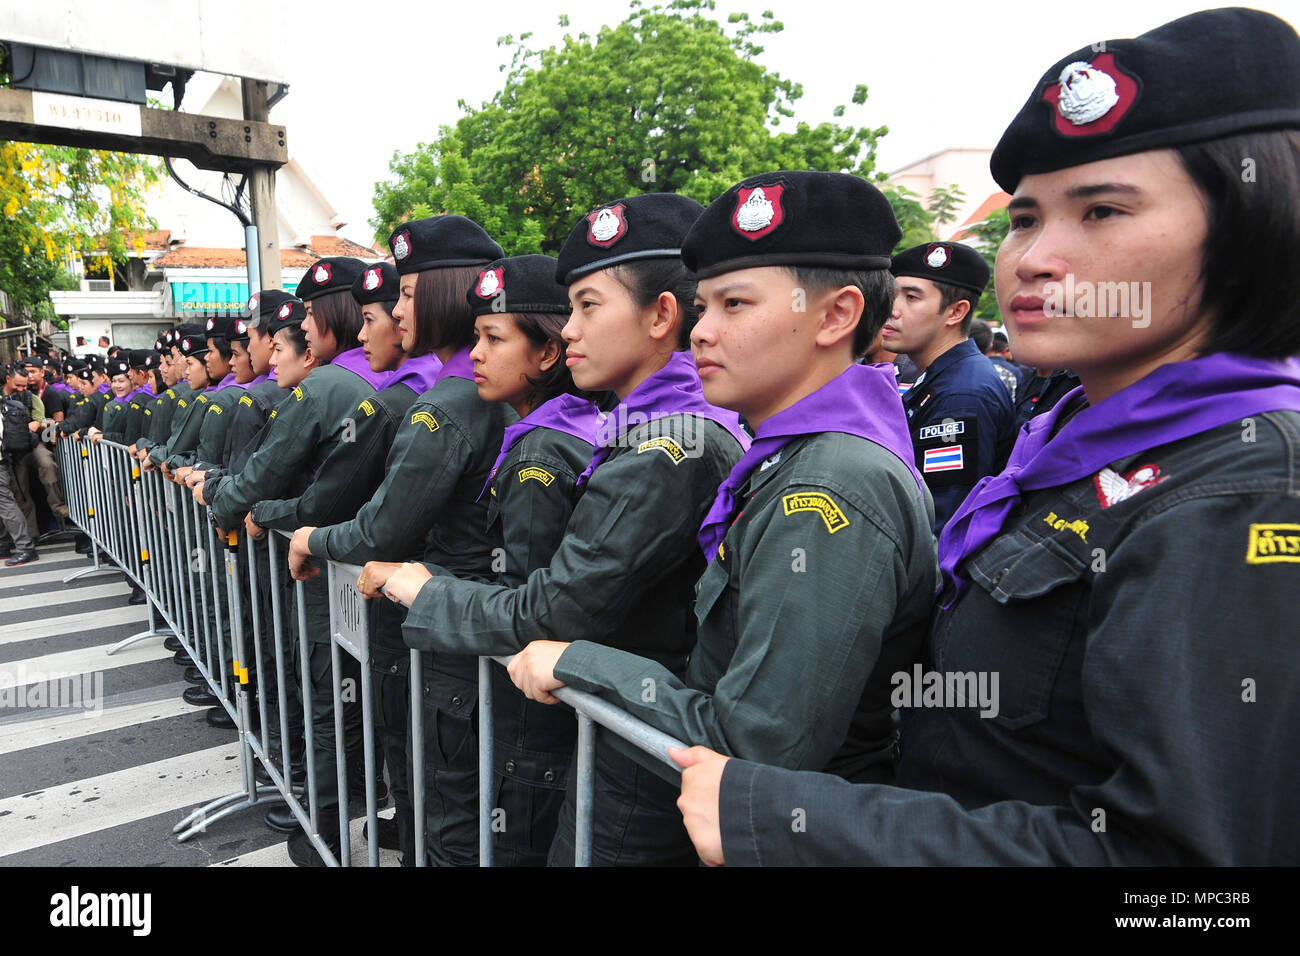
left=53, top=437, right=427, bottom=866
left=57, top=437, right=698, bottom=867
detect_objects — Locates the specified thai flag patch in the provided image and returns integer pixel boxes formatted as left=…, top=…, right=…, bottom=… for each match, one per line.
left=923, top=445, right=964, bottom=473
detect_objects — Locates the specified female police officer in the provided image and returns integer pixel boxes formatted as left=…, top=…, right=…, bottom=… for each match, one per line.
left=672, top=7, right=1300, bottom=866
left=366, top=253, right=600, bottom=865
left=369, top=194, right=748, bottom=866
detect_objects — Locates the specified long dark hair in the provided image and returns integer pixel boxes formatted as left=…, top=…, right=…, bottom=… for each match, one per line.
left=507, top=311, right=585, bottom=411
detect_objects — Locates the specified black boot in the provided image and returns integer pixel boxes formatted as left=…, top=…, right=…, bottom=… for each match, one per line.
left=127, top=585, right=146, bottom=605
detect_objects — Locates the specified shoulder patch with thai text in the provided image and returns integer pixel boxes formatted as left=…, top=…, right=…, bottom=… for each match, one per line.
left=518, top=466, right=556, bottom=486
left=293, top=386, right=304, bottom=402
left=411, top=410, right=439, bottom=433
left=782, top=492, right=850, bottom=534
left=239, top=395, right=254, bottom=407
left=359, top=399, right=376, bottom=417
left=637, top=436, right=685, bottom=464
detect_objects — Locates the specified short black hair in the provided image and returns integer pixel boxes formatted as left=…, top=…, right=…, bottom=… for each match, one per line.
left=608, top=259, right=699, bottom=349
left=310, top=289, right=363, bottom=356
left=784, top=266, right=896, bottom=358
left=968, top=317, right=994, bottom=354
left=506, top=311, right=584, bottom=410
left=991, top=331, right=1011, bottom=351
left=276, top=323, right=310, bottom=357
left=930, top=279, right=980, bottom=337
left=412, top=266, right=480, bottom=354
left=1175, top=129, right=1300, bottom=359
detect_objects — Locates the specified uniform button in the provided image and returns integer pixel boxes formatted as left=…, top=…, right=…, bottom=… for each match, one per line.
left=992, top=568, right=1009, bottom=586
left=452, top=695, right=463, bottom=707
left=390, top=664, right=398, bottom=674
left=504, top=760, right=516, bottom=774
left=543, top=770, right=555, bottom=783
left=424, top=684, right=431, bottom=694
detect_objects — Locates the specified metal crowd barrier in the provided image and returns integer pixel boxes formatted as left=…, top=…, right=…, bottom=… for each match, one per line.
left=56, top=435, right=698, bottom=868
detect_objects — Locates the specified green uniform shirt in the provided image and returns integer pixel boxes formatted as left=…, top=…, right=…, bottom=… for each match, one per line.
left=206, top=364, right=375, bottom=531
left=188, top=384, right=245, bottom=471
left=555, top=431, right=938, bottom=780
left=254, top=380, right=421, bottom=534
left=399, top=413, right=745, bottom=673
left=150, top=386, right=208, bottom=467
left=307, top=376, right=515, bottom=576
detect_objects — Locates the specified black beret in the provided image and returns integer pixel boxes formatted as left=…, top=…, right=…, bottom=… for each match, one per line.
left=154, top=330, right=171, bottom=353
left=203, top=314, right=239, bottom=339
left=468, top=255, right=571, bottom=316
left=177, top=333, right=209, bottom=358
left=175, top=323, right=206, bottom=341
left=63, top=359, right=86, bottom=377
left=352, top=263, right=400, bottom=306
left=891, top=241, right=990, bottom=297
left=242, top=289, right=300, bottom=331
left=84, top=354, right=105, bottom=372
left=991, top=8, right=1300, bottom=193
left=681, top=171, right=899, bottom=280
left=266, top=298, right=307, bottom=336
left=555, top=193, right=704, bottom=286
left=21, top=355, right=44, bottom=369
left=107, top=356, right=131, bottom=377
left=127, top=349, right=152, bottom=369
left=388, top=216, right=503, bottom=276
left=143, top=352, right=161, bottom=371
left=295, top=257, right=367, bottom=301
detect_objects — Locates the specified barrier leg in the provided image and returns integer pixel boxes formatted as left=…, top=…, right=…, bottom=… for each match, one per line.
left=478, top=656, right=493, bottom=867
left=410, top=648, right=426, bottom=868
left=575, top=713, right=594, bottom=868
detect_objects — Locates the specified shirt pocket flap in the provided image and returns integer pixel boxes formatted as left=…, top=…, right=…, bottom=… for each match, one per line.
left=967, top=529, right=1091, bottom=603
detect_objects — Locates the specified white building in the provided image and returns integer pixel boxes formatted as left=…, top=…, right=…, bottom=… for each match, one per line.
left=885, top=147, right=1010, bottom=242
left=50, top=75, right=382, bottom=353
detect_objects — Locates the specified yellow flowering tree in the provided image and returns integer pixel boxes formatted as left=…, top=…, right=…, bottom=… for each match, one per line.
left=1, top=140, right=160, bottom=323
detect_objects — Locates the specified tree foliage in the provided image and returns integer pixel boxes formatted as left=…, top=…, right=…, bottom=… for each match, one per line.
left=1, top=141, right=161, bottom=322
left=961, top=205, right=1010, bottom=325
left=372, top=0, right=890, bottom=253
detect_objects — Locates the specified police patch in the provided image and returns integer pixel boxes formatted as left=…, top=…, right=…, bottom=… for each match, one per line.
left=917, top=421, right=965, bottom=441
left=637, top=437, right=686, bottom=463
left=411, top=411, right=440, bottom=433
left=359, top=399, right=376, bottom=417
left=518, top=466, right=556, bottom=486
left=782, top=492, right=849, bottom=534
left=1041, top=53, right=1139, bottom=137
left=1245, top=523, right=1300, bottom=564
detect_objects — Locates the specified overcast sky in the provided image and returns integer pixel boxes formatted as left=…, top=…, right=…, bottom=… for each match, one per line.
left=262, top=0, right=1299, bottom=245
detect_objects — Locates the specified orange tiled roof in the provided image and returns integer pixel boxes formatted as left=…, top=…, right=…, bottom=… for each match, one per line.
left=949, top=192, right=1011, bottom=241
left=308, top=235, right=383, bottom=258
left=154, top=247, right=320, bottom=268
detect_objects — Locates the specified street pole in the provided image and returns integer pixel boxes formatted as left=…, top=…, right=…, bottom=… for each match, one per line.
left=241, top=80, right=281, bottom=294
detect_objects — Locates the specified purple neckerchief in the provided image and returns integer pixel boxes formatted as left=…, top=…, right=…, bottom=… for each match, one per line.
left=215, top=372, right=245, bottom=390
left=331, top=346, right=393, bottom=390
left=97, top=383, right=110, bottom=394
left=434, top=346, right=475, bottom=384
left=575, top=352, right=751, bottom=489
left=125, top=385, right=152, bottom=403
left=479, top=392, right=602, bottom=501
left=242, top=372, right=271, bottom=388
left=389, top=353, right=444, bottom=396
left=938, top=352, right=1300, bottom=603
left=698, top=363, right=922, bottom=562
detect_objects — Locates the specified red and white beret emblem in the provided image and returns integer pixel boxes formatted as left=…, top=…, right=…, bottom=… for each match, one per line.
left=182, top=338, right=192, bottom=350
left=1041, top=53, right=1138, bottom=137
left=235, top=320, right=247, bottom=335
left=205, top=317, right=215, bottom=331
left=247, top=294, right=259, bottom=312
left=586, top=203, right=627, bottom=248
left=364, top=268, right=382, bottom=291
left=313, top=263, right=332, bottom=284
left=477, top=267, right=503, bottom=298
left=278, top=303, right=293, bottom=319
left=392, top=231, right=411, bottom=260
left=732, top=183, right=784, bottom=240
left=925, top=244, right=951, bottom=269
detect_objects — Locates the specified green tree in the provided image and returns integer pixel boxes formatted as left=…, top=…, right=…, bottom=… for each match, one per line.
left=961, top=205, right=1010, bottom=325
left=1, top=140, right=160, bottom=323
left=372, top=0, right=890, bottom=253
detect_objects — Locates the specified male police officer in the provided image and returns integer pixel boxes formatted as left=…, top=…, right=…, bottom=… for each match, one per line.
left=884, top=241, right=1015, bottom=533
